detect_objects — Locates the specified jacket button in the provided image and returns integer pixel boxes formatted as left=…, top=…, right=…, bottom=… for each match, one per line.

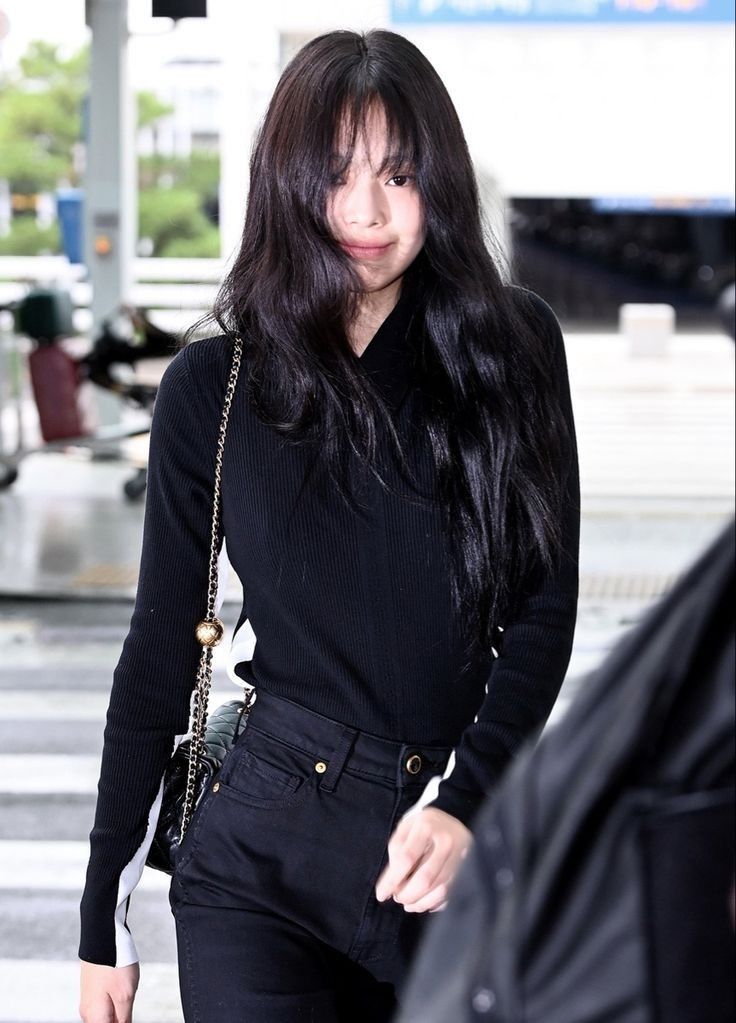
left=405, top=754, right=422, bottom=775
left=212, top=782, right=220, bottom=792
left=471, top=987, right=496, bottom=1014
left=495, top=867, right=514, bottom=889
left=314, top=761, right=327, bottom=773
left=485, top=824, right=502, bottom=849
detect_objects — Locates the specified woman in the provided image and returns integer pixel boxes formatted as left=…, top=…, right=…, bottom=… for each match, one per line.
left=78, top=27, right=580, bottom=1023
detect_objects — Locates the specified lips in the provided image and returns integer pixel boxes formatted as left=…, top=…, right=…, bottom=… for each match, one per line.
left=340, top=241, right=393, bottom=258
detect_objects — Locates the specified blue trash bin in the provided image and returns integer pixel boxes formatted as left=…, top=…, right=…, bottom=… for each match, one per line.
left=56, top=188, right=84, bottom=265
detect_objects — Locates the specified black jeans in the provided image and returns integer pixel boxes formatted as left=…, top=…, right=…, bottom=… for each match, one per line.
left=168, top=686, right=453, bottom=1022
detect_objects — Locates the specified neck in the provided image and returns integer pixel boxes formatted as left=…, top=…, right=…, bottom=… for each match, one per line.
left=347, top=276, right=403, bottom=356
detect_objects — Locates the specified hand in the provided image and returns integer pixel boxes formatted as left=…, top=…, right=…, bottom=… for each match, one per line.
left=374, top=806, right=473, bottom=913
left=79, top=960, right=140, bottom=1023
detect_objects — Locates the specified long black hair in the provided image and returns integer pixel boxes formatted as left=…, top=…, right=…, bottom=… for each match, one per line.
left=187, top=28, right=572, bottom=667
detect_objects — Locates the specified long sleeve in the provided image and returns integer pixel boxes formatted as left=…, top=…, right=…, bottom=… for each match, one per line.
left=78, top=343, right=222, bottom=967
left=427, top=292, right=580, bottom=829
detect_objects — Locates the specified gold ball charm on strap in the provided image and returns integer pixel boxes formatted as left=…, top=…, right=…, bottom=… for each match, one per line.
left=195, top=616, right=225, bottom=647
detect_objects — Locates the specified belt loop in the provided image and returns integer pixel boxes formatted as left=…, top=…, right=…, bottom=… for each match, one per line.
left=319, top=725, right=358, bottom=793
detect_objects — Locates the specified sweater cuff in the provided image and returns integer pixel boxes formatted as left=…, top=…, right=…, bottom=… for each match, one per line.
left=78, top=882, right=119, bottom=967
left=425, top=785, right=487, bottom=831
left=79, top=875, right=140, bottom=968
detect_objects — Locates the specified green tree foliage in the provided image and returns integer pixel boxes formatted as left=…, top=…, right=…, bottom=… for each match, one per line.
left=0, top=40, right=220, bottom=258
left=0, top=219, right=60, bottom=256
left=161, top=226, right=220, bottom=258
left=137, top=90, right=175, bottom=130
left=138, top=150, right=219, bottom=199
left=0, top=41, right=88, bottom=192
left=138, top=187, right=215, bottom=255
left=138, top=150, right=220, bottom=255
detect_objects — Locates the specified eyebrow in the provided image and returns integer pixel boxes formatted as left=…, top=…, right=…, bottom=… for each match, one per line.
left=329, top=151, right=412, bottom=170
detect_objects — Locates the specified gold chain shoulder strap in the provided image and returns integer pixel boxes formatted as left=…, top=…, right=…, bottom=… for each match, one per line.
left=180, top=335, right=243, bottom=839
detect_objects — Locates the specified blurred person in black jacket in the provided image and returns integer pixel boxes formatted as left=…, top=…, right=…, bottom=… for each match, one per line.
left=395, top=517, right=735, bottom=1023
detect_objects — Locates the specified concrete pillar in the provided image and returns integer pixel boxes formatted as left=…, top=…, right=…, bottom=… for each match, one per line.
left=84, top=0, right=136, bottom=428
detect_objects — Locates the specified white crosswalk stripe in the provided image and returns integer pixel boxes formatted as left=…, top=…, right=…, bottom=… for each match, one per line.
left=0, top=692, right=111, bottom=721
left=0, top=756, right=105, bottom=794
left=0, top=960, right=181, bottom=1023
left=0, top=686, right=242, bottom=720
left=0, top=841, right=171, bottom=892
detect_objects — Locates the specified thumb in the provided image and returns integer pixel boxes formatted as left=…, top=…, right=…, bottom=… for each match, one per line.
left=81, top=992, right=116, bottom=1023
left=112, top=999, right=133, bottom=1023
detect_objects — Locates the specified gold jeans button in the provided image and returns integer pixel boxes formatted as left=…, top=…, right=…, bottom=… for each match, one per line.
left=405, top=754, right=422, bottom=775
left=314, top=761, right=327, bottom=774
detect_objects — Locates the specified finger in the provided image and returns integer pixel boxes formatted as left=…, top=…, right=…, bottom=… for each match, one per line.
left=402, top=880, right=450, bottom=914
left=112, top=994, right=134, bottom=1023
left=379, top=821, right=433, bottom=897
left=374, top=815, right=423, bottom=899
left=113, top=1008, right=132, bottom=1023
left=375, top=819, right=432, bottom=901
left=373, top=816, right=411, bottom=894
left=392, top=834, right=453, bottom=905
left=79, top=992, right=115, bottom=1023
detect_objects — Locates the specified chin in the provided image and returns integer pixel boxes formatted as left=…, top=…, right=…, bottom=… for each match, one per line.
left=359, top=267, right=407, bottom=291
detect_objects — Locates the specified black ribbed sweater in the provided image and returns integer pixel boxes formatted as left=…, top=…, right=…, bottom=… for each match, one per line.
left=78, top=281, right=580, bottom=967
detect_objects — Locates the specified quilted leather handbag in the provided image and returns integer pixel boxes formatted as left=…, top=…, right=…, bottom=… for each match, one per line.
left=145, top=334, right=253, bottom=876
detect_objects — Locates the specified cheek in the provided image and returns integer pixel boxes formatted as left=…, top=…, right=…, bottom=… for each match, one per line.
left=395, top=195, right=425, bottom=249
left=414, top=210, right=427, bottom=249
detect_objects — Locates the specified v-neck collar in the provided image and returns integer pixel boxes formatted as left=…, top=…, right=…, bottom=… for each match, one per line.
left=356, top=268, right=422, bottom=411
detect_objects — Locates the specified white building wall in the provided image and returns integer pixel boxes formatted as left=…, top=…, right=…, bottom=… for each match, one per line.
left=406, top=23, right=734, bottom=201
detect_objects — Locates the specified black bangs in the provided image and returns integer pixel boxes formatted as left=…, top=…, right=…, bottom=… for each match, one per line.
left=333, top=89, right=421, bottom=180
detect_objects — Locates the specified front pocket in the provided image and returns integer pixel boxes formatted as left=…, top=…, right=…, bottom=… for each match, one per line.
left=219, top=744, right=311, bottom=809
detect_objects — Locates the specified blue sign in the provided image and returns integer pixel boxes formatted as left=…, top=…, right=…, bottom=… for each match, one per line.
left=56, top=189, right=85, bottom=265
left=391, top=0, right=735, bottom=23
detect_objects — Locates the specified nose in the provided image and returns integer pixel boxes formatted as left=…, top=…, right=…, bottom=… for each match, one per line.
left=340, top=176, right=387, bottom=230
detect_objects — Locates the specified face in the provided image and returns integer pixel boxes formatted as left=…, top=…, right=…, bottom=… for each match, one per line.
left=326, top=104, right=425, bottom=297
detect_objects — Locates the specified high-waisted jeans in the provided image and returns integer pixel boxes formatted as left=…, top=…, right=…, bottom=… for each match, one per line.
left=168, top=686, right=453, bottom=1022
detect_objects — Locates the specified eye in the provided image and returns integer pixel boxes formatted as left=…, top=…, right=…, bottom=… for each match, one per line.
left=388, top=174, right=413, bottom=187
